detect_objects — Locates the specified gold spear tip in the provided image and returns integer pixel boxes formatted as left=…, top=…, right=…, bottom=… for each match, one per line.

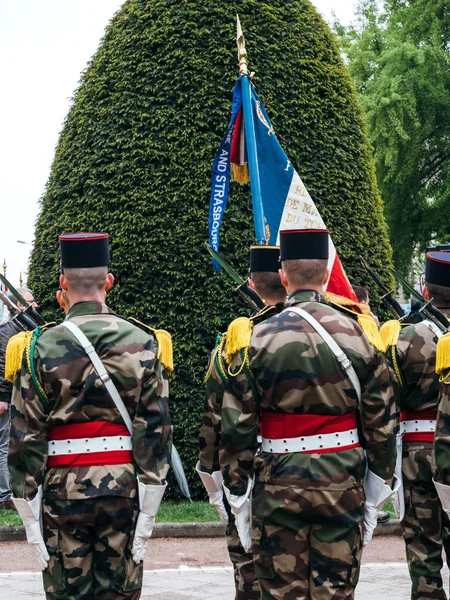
left=236, top=14, right=243, bottom=42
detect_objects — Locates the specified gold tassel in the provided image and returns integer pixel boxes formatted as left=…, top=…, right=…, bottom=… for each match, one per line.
left=357, top=314, right=385, bottom=352
left=436, top=332, right=450, bottom=376
left=5, top=331, right=33, bottom=382
left=154, top=329, right=174, bottom=373
left=231, top=163, right=250, bottom=184
left=225, top=317, right=253, bottom=364
left=379, top=320, right=402, bottom=351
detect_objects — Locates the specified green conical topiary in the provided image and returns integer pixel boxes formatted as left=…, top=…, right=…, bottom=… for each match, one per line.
left=29, top=0, right=393, bottom=497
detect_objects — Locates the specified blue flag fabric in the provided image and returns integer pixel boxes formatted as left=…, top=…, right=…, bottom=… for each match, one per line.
left=208, top=81, right=242, bottom=266
left=208, top=76, right=295, bottom=257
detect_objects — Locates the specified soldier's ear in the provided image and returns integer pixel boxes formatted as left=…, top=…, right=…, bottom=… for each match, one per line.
left=60, top=274, right=68, bottom=291
left=248, top=278, right=256, bottom=291
left=105, top=273, right=114, bottom=291
left=279, top=268, right=289, bottom=291
left=323, top=268, right=331, bottom=287
left=423, top=285, right=430, bottom=300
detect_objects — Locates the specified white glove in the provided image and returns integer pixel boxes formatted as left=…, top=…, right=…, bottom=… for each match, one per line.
left=363, top=503, right=378, bottom=546
left=363, top=470, right=400, bottom=545
left=208, top=490, right=228, bottom=523
left=132, top=513, right=156, bottom=563
left=223, top=477, right=254, bottom=552
left=434, top=480, right=450, bottom=515
left=131, top=482, right=166, bottom=564
left=12, top=486, right=49, bottom=570
left=196, top=462, right=228, bottom=523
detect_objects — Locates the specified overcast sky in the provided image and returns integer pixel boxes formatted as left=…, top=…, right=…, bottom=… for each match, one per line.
left=0, top=0, right=357, bottom=288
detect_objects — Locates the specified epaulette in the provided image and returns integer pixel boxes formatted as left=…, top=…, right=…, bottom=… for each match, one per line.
left=204, top=332, right=228, bottom=384
left=379, top=320, right=402, bottom=351
left=128, top=317, right=173, bottom=373
left=224, top=304, right=282, bottom=365
left=323, top=292, right=384, bottom=352
left=5, top=322, right=55, bottom=383
left=436, top=332, right=450, bottom=381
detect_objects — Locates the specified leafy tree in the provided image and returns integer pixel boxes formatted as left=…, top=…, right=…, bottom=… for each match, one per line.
left=336, top=0, right=450, bottom=274
left=28, top=0, right=392, bottom=497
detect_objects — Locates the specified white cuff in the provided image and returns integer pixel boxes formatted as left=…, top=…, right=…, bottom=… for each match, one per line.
left=434, top=480, right=450, bottom=512
left=137, top=481, right=167, bottom=516
left=12, top=486, right=43, bottom=529
left=363, top=470, right=395, bottom=508
left=223, top=476, right=254, bottom=513
left=196, top=462, right=223, bottom=493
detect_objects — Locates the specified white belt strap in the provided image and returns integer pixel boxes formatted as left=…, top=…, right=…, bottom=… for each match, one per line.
left=261, top=428, right=359, bottom=454
left=286, top=307, right=362, bottom=402
left=49, top=435, right=132, bottom=456
left=400, top=419, right=436, bottom=435
left=61, top=321, right=133, bottom=435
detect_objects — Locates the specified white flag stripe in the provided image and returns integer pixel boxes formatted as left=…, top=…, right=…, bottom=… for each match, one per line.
left=276, top=170, right=336, bottom=288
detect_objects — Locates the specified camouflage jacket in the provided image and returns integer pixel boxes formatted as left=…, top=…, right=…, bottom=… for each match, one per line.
left=388, top=311, right=450, bottom=412
left=434, top=380, right=450, bottom=485
left=199, top=305, right=280, bottom=474
left=8, top=301, right=172, bottom=501
left=219, top=290, right=396, bottom=496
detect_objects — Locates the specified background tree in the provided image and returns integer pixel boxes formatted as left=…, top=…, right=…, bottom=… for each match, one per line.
left=336, top=0, right=450, bottom=275
left=29, top=0, right=392, bottom=497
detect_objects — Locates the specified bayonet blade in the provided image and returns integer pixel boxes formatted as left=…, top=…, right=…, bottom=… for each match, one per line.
left=206, top=244, right=246, bottom=286
left=0, top=290, right=19, bottom=315
left=0, top=273, right=29, bottom=307
left=0, top=273, right=45, bottom=325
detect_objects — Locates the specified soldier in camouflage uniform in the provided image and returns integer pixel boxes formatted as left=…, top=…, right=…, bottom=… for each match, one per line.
left=219, top=229, right=397, bottom=600
left=385, top=250, right=450, bottom=600
left=198, top=245, right=286, bottom=600
left=7, top=232, right=172, bottom=600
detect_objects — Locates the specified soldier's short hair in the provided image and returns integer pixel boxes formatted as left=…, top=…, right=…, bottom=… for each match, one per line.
left=282, top=259, right=328, bottom=289
left=425, top=281, right=450, bottom=306
left=250, top=271, right=286, bottom=303
left=353, top=285, right=369, bottom=304
left=64, top=267, right=108, bottom=294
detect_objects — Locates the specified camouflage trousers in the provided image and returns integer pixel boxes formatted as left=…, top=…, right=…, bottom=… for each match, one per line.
left=252, top=481, right=365, bottom=600
left=402, top=443, right=450, bottom=600
left=42, top=495, right=142, bottom=600
left=225, top=499, right=261, bottom=600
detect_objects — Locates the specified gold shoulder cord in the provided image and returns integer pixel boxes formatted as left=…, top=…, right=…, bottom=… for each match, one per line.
left=228, top=346, right=253, bottom=379
left=25, top=330, right=48, bottom=400
left=390, top=345, right=404, bottom=388
left=204, top=334, right=227, bottom=384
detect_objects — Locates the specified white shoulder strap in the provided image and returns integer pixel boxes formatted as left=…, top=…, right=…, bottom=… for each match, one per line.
left=286, top=306, right=362, bottom=402
left=61, top=321, right=133, bottom=435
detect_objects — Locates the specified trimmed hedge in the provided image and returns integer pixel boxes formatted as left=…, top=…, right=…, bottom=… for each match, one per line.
left=28, top=0, right=393, bottom=498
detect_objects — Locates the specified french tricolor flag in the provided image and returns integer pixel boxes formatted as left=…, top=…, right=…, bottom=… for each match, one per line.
left=209, top=77, right=357, bottom=303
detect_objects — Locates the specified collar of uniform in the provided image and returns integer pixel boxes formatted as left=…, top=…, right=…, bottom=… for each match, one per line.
left=66, top=301, right=114, bottom=319
left=285, top=290, right=325, bottom=305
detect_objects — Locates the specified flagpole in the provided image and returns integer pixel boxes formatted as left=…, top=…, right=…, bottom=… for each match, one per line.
left=237, top=15, right=266, bottom=245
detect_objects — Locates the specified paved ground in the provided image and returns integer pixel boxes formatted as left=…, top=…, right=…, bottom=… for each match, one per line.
left=2, top=563, right=449, bottom=599
left=1, top=536, right=447, bottom=599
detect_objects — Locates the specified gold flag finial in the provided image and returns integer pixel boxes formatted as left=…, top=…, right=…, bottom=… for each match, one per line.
left=2, top=258, right=6, bottom=277
left=19, top=272, right=23, bottom=287
left=236, top=14, right=248, bottom=76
